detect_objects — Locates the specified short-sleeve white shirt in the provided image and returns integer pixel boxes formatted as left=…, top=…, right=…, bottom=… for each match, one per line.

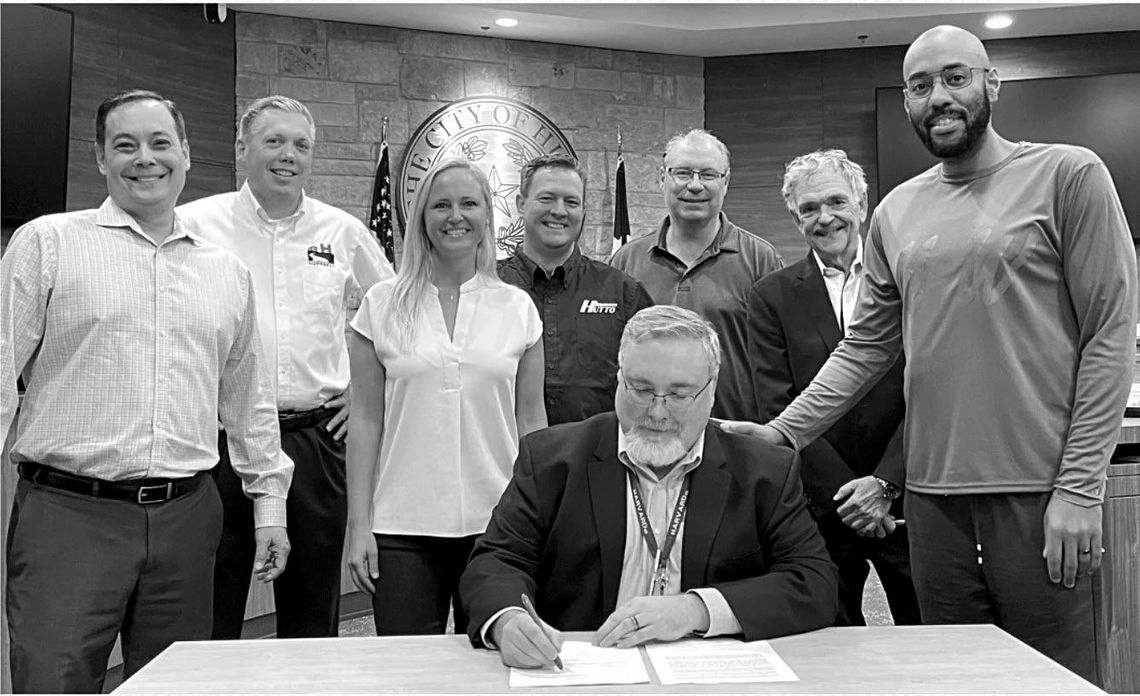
left=351, top=274, right=542, bottom=537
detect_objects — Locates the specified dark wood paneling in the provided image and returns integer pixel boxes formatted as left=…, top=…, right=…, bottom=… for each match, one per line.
left=60, top=4, right=236, bottom=210
left=707, top=31, right=1140, bottom=259
left=723, top=184, right=804, bottom=263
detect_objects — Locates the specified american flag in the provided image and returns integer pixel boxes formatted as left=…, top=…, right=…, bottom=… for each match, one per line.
left=612, top=152, right=631, bottom=253
left=369, top=131, right=395, bottom=264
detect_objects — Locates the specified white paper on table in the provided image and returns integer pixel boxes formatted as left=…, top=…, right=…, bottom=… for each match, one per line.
left=644, top=638, right=799, bottom=685
left=508, top=640, right=650, bottom=688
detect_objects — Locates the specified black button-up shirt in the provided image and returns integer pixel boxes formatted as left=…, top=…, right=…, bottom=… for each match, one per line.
left=498, top=247, right=654, bottom=425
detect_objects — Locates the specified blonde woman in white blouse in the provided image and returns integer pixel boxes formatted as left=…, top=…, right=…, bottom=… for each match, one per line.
left=346, top=158, right=547, bottom=635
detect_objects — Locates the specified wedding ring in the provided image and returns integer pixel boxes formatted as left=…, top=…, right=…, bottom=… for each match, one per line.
left=1078, top=548, right=1091, bottom=555
left=631, top=615, right=640, bottom=630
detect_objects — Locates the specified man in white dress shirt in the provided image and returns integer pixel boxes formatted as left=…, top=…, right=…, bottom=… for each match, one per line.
left=180, top=95, right=393, bottom=638
left=1, top=89, right=292, bottom=693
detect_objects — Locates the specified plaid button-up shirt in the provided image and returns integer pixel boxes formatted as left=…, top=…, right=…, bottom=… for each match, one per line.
left=1, top=198, right=292, bottom=527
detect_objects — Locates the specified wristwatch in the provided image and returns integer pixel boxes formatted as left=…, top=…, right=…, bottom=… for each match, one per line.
left=873, top=476, right=903, bottom=500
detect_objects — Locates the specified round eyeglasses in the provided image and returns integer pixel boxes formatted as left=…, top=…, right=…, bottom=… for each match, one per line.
left=903, top=66, right=989, bottom=100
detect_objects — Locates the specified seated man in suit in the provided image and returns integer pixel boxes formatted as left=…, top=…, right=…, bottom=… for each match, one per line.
left=745, top=149, right=920, bottom=627
left=460, top=305, right=837, bottom=668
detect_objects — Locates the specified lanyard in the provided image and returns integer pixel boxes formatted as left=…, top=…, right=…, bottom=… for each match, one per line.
left=626, top=469, right=690, bottom=597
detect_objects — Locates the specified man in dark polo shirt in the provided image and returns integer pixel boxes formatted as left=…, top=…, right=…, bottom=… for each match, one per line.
left=610, top=129, right=783, bottom=421
left=498, top=154, right=654, bottom=425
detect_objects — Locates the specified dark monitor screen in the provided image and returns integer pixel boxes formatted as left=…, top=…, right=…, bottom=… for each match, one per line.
left=2, top=5, right=74, bottom=231
left=875, top=72, right=1140, bottom=238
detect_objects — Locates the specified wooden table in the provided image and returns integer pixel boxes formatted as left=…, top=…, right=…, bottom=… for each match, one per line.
left=114, top=625, right=1101, bottom=694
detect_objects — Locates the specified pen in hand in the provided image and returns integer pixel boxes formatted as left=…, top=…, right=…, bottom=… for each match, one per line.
left=520, top=593, right=564, bottom=670
left=256, top=550, right=278, bottom=575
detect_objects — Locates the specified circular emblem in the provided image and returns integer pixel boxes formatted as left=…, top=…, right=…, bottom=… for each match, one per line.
left=397, top=96, right=577, bottom=258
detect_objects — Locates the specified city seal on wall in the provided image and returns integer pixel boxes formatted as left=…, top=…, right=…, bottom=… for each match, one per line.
left=397, top=96, right=577, bottom=257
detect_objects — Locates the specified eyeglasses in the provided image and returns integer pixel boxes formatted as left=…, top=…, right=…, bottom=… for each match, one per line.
left=620, top=372, right=715, bottom=411
left=665, top=167, right=728, bottom=185
left=902, top=66, right=989, bottom=100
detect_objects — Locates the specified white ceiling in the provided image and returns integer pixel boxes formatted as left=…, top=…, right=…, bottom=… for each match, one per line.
left=229, top=2, right=1140, bottom=57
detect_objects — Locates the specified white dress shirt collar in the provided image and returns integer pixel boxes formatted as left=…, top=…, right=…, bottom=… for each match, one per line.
left=237, top=181, right=308, bottom=227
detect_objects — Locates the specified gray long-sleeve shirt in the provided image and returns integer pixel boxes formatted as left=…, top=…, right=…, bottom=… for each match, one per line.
left=772, top=142, right=1136, bottom=505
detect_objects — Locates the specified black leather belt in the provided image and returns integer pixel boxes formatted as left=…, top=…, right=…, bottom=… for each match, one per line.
left=18, top=462, right=207, bottom=505
left=278, top=407, right=336, bottom=433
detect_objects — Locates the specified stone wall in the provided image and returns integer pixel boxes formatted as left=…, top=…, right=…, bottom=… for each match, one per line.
left=235, top=12, right=705, bottom=258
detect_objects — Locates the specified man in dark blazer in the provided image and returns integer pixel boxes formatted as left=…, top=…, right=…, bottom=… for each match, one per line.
left=460, top=305, right=837, bottom=669
left=745, top=149, right=920, bottom=627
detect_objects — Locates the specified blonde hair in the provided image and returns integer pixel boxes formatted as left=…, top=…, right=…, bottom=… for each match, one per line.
left=389, top=158, right=500, bottom=351
left=238, top=95, right=315, bottom=142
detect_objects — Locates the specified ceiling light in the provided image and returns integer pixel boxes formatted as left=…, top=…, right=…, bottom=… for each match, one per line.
left=985, top=15, right=1013, bottom=30
left=495, top=18, right=518, bottom=28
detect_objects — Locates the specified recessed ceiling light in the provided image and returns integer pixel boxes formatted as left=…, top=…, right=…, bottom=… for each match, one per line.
left=495, top=17, right=518, bottom=28
left=985, top=15, right=1013, bottom=30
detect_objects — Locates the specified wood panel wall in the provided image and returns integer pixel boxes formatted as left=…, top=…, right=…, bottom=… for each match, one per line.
left=706, top=31, right=1140, bottom=262
left=57, top=3, right=237, bottom=211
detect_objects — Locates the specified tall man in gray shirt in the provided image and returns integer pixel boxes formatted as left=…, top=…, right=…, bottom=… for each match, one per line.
left=723, top=26, right=1135, bottom=683
left=610, top=129, right=783, bottom=421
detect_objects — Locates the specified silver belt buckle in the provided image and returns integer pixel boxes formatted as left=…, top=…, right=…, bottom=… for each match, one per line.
left=137, top=482, right=173, bottom=504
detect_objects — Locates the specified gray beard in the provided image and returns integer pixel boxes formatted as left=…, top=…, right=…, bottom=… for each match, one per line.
left=625, top=428, right=688, bottom=469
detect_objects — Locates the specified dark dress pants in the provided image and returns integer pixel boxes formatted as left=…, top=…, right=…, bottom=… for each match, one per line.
left=906, top=491, right=1098, bottom=685
left=6, top=476, right=221, bottom=693
left=816, top=510, right=922, bottom=626
left=211, top=415, right=347, bottom=639
left=371, top=534, right=479, bottom=635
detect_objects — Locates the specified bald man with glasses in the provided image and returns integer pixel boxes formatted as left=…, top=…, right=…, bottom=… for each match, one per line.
left=724, top=26, right=1135, bottom=683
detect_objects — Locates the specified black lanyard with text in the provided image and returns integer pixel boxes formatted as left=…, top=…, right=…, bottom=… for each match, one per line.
left=626, top=469, right=690, bottom=597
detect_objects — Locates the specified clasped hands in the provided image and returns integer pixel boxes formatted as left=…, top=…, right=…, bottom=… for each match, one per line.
left=716, top=422, right=898, bottom=538
left=834, top=476, right=896, bottom=538
left=492, top=594, right=710, bottom=669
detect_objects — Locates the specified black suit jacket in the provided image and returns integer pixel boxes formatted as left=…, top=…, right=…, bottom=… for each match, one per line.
left=746, top=253, right=906, bottom=515
left=459, top=412, right=838, bottom=644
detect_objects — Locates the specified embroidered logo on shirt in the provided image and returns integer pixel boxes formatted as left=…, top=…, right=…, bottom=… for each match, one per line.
left=307, top=244, right=335, bottom=266
left=579, top=299, right=617, bottom=314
